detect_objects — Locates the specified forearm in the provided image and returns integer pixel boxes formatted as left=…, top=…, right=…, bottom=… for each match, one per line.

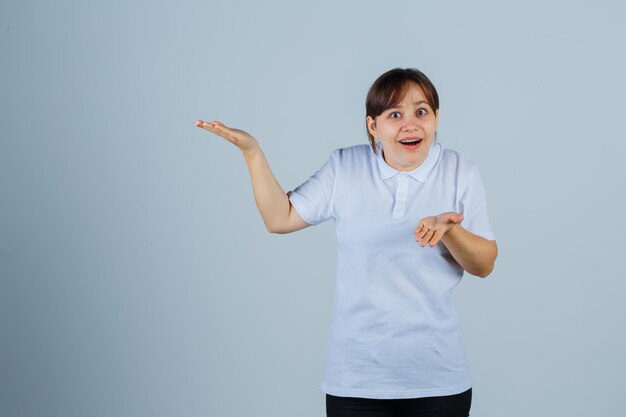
left=440, top=224, right=498, bottom=277
left=241, top=147, right=290, bottom=232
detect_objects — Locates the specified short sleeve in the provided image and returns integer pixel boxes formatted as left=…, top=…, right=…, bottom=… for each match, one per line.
left=287, top=150, right=337, bottom=226
left=458, top=165, right=496, bottom=240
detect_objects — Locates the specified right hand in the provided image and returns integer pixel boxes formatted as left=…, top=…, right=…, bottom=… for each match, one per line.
left=195, top=119, right=260, bottom=155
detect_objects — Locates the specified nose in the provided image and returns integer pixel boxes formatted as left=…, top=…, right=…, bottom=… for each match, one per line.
left=401, top=113, right=421, bottom=131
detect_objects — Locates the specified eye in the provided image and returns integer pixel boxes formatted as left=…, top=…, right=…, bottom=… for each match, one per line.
left=390, top=111, right=401, bottom=119
left=417, top=108, right=427, bottom=116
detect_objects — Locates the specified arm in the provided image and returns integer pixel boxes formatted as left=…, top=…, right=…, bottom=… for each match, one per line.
left=196, top=119, right=310, bottom=234
left=242, top=147, right=310, bottom=234
left=440, top=224, right=498, bottom=278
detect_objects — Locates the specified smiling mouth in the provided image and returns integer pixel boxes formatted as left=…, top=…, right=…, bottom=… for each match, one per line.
left=398, top=138, right=423, bottom=150
left=399, top=138, right=423, bottom=145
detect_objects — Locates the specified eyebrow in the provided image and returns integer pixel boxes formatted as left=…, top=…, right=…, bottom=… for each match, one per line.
left=389, top=101, right=430, bottom=109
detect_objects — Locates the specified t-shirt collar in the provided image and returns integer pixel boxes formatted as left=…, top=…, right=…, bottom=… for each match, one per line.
left=375, top=140, right=441, bottom=182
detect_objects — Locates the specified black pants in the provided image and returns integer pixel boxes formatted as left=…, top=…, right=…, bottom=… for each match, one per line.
left=326, top=388, right=471, bottom=417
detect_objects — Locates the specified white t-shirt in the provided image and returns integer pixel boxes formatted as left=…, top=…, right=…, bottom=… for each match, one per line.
left=287, top=140, right=496, bottom=399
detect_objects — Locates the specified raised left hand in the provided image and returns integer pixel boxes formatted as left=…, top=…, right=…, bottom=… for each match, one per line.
left=414, top=212, right=464, bottom=247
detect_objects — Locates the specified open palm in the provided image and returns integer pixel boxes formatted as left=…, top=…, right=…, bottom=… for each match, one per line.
left=195, top=120, right=259, bottom=154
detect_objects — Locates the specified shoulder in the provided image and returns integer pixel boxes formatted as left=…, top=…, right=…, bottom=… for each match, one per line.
left=332, top=143, right=371, bottom=157
left=438, top=143, right=480, bottom=176
left=327, top=144, right=373, bottom=165
left=438, top=144, right=490, bottom=198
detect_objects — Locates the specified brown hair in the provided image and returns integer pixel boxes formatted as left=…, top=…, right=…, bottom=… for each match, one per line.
left=365, top=68, right=440, bottom=154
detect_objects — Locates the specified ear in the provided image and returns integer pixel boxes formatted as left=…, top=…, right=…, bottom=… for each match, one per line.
left=366, top=115, right=377, bottom=139
left=434, top=109, right=439, bottom=131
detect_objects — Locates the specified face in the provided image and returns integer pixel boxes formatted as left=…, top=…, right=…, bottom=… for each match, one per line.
left=367, top=83, right=439, bottom=172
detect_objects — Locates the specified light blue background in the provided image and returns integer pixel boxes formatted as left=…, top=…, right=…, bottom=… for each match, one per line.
left=1, top=1, right=625, bottom=416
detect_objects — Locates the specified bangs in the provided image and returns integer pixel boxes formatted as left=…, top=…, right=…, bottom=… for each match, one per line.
left=385, top=79, right=415, bottom=110
left=368, top=79, right=436, bottom=118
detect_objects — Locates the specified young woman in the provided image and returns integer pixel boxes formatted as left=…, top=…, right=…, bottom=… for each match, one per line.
left=196, top=68, right=498, bottom=417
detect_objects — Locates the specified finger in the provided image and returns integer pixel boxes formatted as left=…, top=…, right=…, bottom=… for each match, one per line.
left=415, top=226, right=428, bottom=243
left=414, top=222, right=428, bottom=236
left=429, top=229, right=445, bottom=247
left=200, top=120, right=229, bottom=135
left=196, top=120, right=226, bottom=130
left=197, top=121, right=237, bottom=144
left=210, top=121, right=234, bottom=135
left=417, top=225, right=431, bottom=240
left=196, top=120, right=217, bottom=130
left=209, top=121, right=238, bottom=137
left=420, top=229, right=436, bottom=247
left=200, top=123, right=224, bottom=136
